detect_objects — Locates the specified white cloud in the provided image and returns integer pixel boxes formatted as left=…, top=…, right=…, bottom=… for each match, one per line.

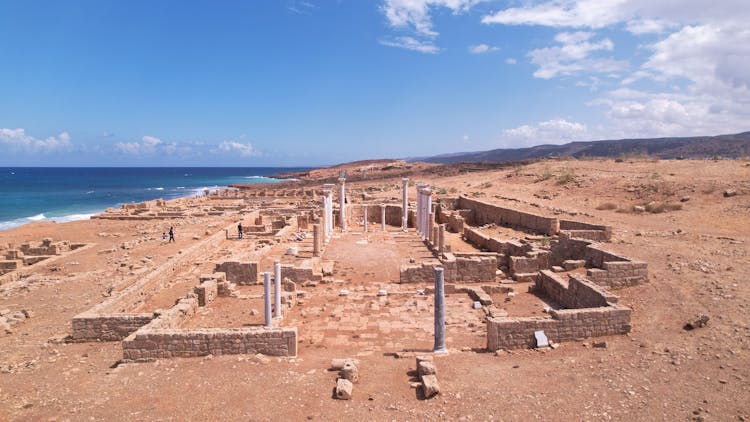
left=505, top=57, right=517, bottom=64
left=625, top=18, right=676, bottom=35
left=528, top=31, right=627, bottom=78
left=379, top=36, right=440, bottom=54
left=468, top=43, right=499, bottom=54
left=218, top=141, right=258, bottom=157
left=381, top=0, right=482, bottom=37
left=591, top=24, right=750, bottom=137
left=0, top=128, right=73, bottom=152
left=379, top=0, right=484, bottom=53
left=501, top=118, right=589, bottom=147
left=482, top=0, right=625, bottom=28
left=116, top=135, right=162, bottom=155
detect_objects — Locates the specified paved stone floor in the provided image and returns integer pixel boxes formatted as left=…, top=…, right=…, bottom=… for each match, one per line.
left=285, top=231, right=487, bottom=354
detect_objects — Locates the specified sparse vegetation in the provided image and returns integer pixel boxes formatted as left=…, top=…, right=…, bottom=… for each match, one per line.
left=477, top=182, right=493, bottom=189
left=555, top=168, right=576, bottom=185
left=538, top=168, right=554, bottom=181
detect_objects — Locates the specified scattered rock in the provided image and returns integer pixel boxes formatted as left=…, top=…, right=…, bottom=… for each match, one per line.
left=723, top=189, right=737, bottom=197
left=340, top=361, right=360, bottom=383
left=421, top=374, right=440, bottom=398
left=335, top=378, right=353, bottom=400
left=593, top=341, right=608, bottom=349
left=680, top=196, right=691, bottom=202
left=684, top=314, right=710, bottom=330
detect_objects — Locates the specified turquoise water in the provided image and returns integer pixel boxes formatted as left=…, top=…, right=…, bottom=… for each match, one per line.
left=0, top=167, right=306, bottom=230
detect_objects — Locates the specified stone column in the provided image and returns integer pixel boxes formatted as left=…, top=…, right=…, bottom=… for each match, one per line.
left=274, top=261, right=282, bottom=318
left=428, top=211, right=435, bottom=243
left=321, top=190, right=329, bottom=240
left=380, top=204, right=386, bottom=232
left=338, top=177, right=347, bottom=231
left=401, top=178, right=409, bottom=231
left=263, top=272, right=272, bottom=328
left=432, top=226, right=439, bottom=248
left=313, top=223, right=321, bottom=257
left=433, top=267, right=447, bottom=354
left=363, top=205, right=368, bottom=232
left=415, top=185, right=423, bottom=237
left=438, top=224, right=446, bottom=257
left=424, top=188, right=432, bottom=241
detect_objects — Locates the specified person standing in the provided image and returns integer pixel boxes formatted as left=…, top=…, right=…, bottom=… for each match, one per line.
left=168, top=226, right=175, bottom=243
left=237, top=222, right=243, bottom=239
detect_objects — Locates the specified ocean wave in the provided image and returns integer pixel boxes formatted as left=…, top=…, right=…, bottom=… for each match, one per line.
left=28, top=213, right=46, bottom=221
left=0, top=211, right=96, bottom=231
left=85, top=190, right=95, bottom=194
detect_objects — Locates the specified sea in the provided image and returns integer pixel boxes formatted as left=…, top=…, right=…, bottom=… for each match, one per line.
left=0, top=167, right=307, bottom=231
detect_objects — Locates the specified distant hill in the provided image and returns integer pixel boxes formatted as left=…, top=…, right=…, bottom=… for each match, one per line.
left=417, top=132, right=750, bottom=164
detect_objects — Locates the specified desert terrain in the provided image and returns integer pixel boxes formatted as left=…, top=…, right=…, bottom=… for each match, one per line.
left=0, top=158, right=748, bottom=421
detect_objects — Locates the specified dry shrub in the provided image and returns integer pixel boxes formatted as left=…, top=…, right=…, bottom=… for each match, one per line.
left=555, top=168, right=576, bottom=185
left=596, top=202, right=618, bottom=210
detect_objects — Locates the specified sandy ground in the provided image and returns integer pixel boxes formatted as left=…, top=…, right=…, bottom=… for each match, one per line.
left=0, top=158, right=748, bottom=421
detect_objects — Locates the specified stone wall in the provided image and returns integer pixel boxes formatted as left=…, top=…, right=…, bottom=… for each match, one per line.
left=486, top=305, right=631, bottom=350
left=215, top=261, right=258, bottom=285
left=122, top=328, right=297, bottom=362
left=71, top=313, right=154, bottom=342
left=457, top=196, right=559, bottom=236
left=280, top=263, right=322, bottom=284
left=586, top=261, right=648, bottom=289
left=557, top=222, right=612, bottom=246
left=509, top=250, right=551, bottom=275
left=536, top=271, right=618, bottom=309
left=399, top=253, right=497, bottom=284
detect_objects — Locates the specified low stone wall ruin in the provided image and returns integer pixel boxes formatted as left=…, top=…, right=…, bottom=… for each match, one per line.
left=215, top=261, right=258, bottom=285
left=487, top=305, right=632, bottom=350
left=487, top=269, right=631, bottom=350
left=122, top=327, right=297, bottom=362
left=399, top=253, right=497, bottom=284
left=457, top=196, right=559, bottom=236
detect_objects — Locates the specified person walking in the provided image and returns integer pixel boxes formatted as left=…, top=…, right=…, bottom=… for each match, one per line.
left=237, top=222, right=243, bottom=239
left=168, top=226, right=175, bottom=243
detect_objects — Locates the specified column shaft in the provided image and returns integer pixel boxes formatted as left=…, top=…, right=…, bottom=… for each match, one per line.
left=274, top=262, right=282, bottom=318
left=433, top=267, right=447, bottom=353
left=263, top=272, right=272, bottom=328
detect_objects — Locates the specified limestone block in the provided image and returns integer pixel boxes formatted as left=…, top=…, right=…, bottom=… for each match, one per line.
left=340, top=361, right=360, bottom=383
left=418, top=360, right=437, bottom=378
left=421, top=374, right=440, bottom=398
left=335, top=378, right=353, bottom=400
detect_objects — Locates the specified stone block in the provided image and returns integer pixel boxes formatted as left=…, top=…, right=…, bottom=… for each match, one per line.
left=335, top=378, right=353, bottom=400
left=421, top=375, right=440, bottom=398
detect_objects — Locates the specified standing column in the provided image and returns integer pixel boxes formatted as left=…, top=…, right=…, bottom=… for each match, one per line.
left=380, top=204, right=386, bottom=232
left=321, top=190, right=329, bottom=240
left=438, top=224, right=446, bottom=257
left=274, top=261, right=282, bottom=318
left=433, top=267, right=447, bottom=354
left=432, top=226, right=439, bottom=248
left=424, top=188, right=432, bottom=241
left=338, top=177, right=347, bottom=231
left=313, top=223, right=321, bottom=257
left=401, top=178, right=409, bottom=231
left=263, top=272, right=272, bottom=328
left=428, top=211, right=435, bottom=243
left=363, top=206, right=368, bottom=232
left=415, top=185, right=423, bottom=237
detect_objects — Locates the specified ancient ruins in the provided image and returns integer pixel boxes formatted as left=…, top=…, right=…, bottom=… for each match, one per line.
left=68, top=176, right=647, bottom=368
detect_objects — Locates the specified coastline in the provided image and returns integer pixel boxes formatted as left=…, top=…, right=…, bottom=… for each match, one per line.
left=0, top=170, right=294, bottom=232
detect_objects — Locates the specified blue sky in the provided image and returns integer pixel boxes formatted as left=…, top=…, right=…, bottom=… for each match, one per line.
left=1, top=0, right=748, bottom=166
